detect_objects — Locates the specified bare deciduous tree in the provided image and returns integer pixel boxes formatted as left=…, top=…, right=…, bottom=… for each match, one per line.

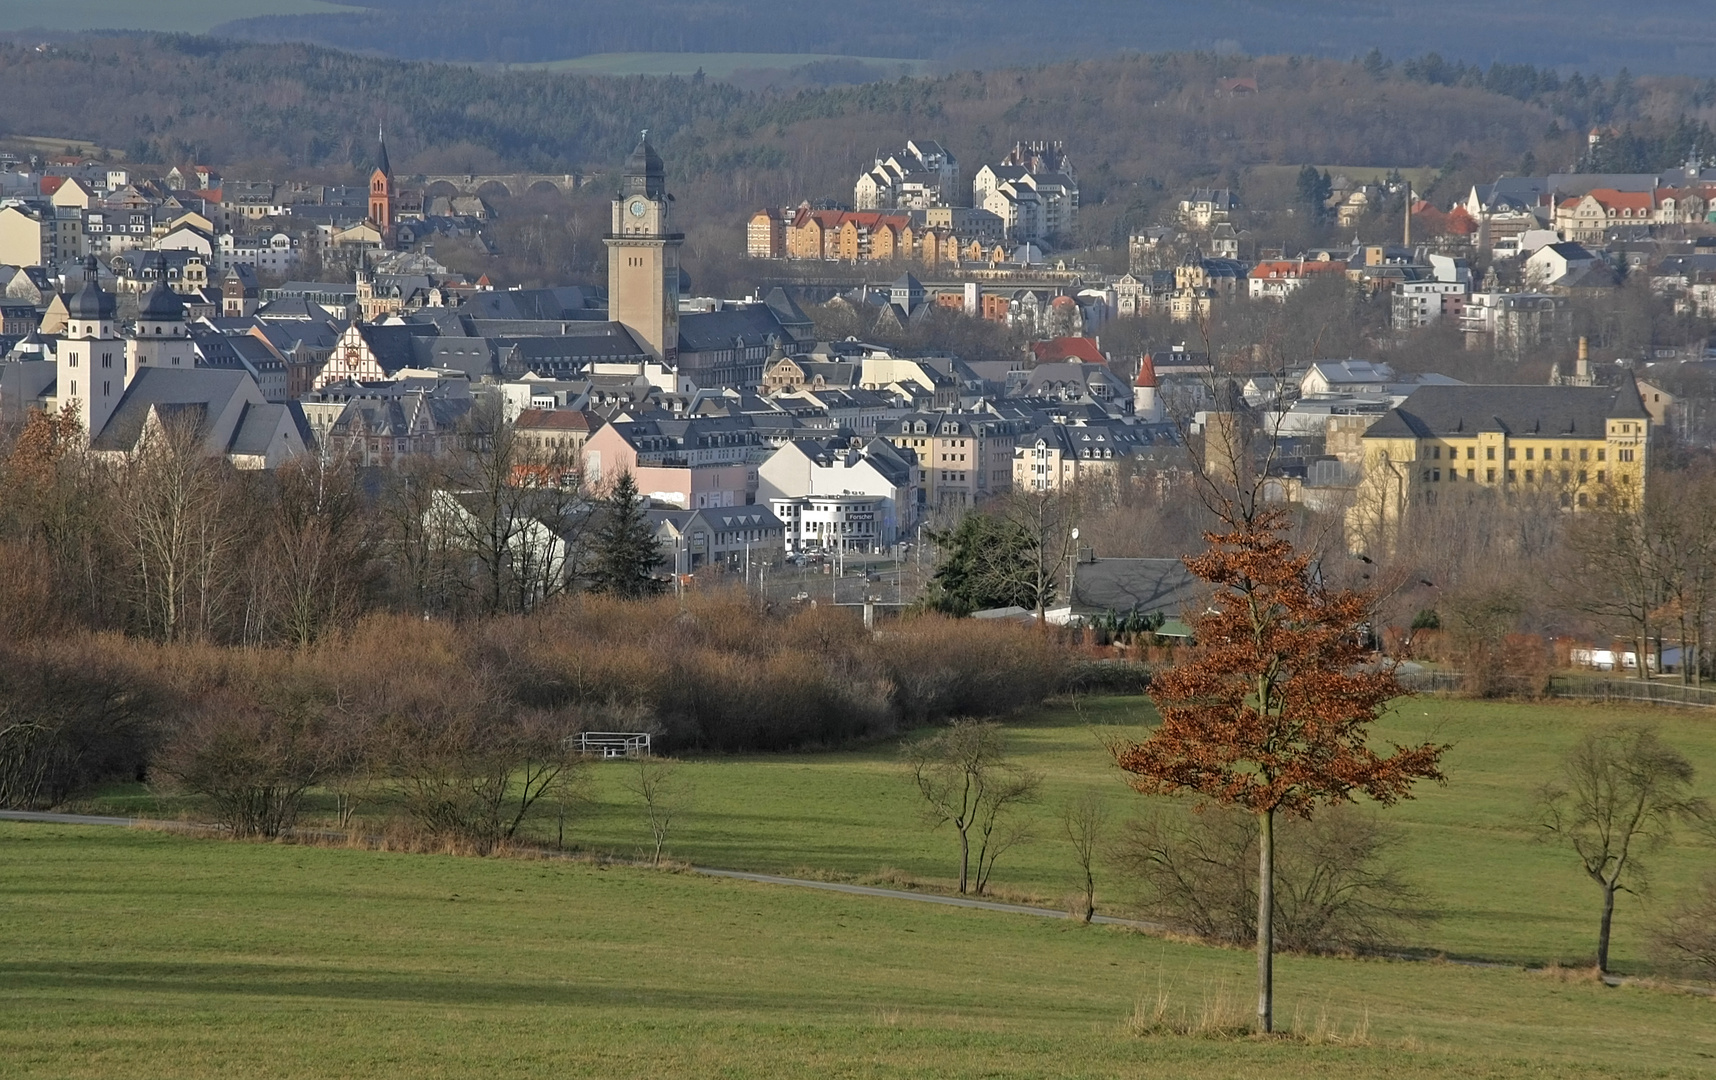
left=905, top=719, right=1042, bottom=894
left=1536, top=724, right=1708, bottom=972
left=1652, top=873, right=1716, bottom=977
left=624, top=756, right=690, bottom=866
left=1063, top=790, right=1110, bottom=922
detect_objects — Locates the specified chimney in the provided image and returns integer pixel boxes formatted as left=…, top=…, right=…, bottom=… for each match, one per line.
left=1577, top=336, right=1590, bottom=383
left=1404, top=181, right=1412, bottom=247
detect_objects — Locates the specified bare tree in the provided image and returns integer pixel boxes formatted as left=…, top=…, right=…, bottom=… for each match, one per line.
left=378, top=455, right=465, bottom=617
left=116, top=410, right=242, bottom=642
left=904, top=719, right=1042, bottom=894
left=1652, top=873, right=1716, bottom=977
left=624, top=756, right=690, bottom=866
left=985, top=489, right=1082, bottom=623
left=444, top=404, right=589, bottom=615
left=1063, top=790, right=1110, bottom=922
left=1536, top=724, right=1708, bottom=972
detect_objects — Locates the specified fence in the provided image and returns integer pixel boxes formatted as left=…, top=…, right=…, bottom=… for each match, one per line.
left=1398, top=669, right=1716, bottom=709
left=573, top=732, right=652, bottom=759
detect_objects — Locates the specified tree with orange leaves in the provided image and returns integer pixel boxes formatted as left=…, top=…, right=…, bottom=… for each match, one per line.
left=1111, top=506, right=1446, bottom=1033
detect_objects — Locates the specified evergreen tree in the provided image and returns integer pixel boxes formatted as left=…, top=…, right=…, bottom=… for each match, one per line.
left=1296, top=165, right=1332, bottom=223
left=587, top=473, right=663, bottom=598
left=919, top=513, right=1037, bottom=616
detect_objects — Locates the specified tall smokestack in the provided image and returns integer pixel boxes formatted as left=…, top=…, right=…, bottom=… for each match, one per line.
left=1577, top=336, right=1590, bottom=383
left=1404, top=181, right=1412, bottom=248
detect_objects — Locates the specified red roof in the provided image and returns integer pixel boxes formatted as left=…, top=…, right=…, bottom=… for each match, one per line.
left=1031, top=337, right=1106, bottom=364
left=1587, top=189, right=1653, bottom=212
left=1249, top=260, right=1344, bottom=280
left=1134, top=357, right=1158, bottom=388
left=39, top=176, right=66, bottom=196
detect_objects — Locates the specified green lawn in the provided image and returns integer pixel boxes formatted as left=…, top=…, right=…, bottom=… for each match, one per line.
left=87, top=696, right=1716, bottom=973
left=4, top=822, right=1715, bottom=1079
left=0, top=1, right=348, bottom=33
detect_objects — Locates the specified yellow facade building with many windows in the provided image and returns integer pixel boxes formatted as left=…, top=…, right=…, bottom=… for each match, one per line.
left=1348, top=380, right=1651, bottom=550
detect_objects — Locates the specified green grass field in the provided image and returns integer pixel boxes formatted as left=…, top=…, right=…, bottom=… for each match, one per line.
left=0, top=1, right=348, bottom=33
left=87, top=696, right=1716, bottom=973
left=4, top=821, right=1715, bottom=1079
left=494, top=52, right=931, bottom=78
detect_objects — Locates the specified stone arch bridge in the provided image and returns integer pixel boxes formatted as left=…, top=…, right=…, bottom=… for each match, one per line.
left=413, top=173, right=588, bottom=198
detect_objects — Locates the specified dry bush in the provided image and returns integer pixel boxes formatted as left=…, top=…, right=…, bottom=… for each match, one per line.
left=877, top=614, right=1069, bottom=723
left=1114, top=803, right=1436, bottom=954
left=1651, top=873, right=1716, bottom=979
left=155, top=670, right=337, bottom=838
left=0, top=634, right=162, bottom=809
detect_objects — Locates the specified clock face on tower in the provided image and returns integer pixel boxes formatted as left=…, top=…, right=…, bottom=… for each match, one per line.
left=629, top=199, right=647, bottom=218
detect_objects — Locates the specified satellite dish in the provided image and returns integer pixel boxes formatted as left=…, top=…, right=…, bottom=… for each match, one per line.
left=1071, top=528, right=1080, bottom=540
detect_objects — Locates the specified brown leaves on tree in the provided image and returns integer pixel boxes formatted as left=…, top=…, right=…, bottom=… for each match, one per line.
left=1114, top=507, right=1447, bottom=816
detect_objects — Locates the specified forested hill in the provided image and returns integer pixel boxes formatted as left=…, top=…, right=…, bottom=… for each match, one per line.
left=4, top=35, right=1715, bottom=248
left=208, top=0, right=1716, bottom=74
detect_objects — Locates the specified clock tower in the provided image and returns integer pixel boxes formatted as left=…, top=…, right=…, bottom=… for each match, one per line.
left=606, top=133, right=682, bottom=366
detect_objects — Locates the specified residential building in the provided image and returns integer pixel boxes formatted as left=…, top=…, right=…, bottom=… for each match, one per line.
left=772, top=494, right=889, bottom=554
left=1347, top=380, right=1652, bottom=550
left=878, top=412, right=1023, bottom=510
left=653, top=505, right=786, bottom=571
left=757, top=437, right=918, bottom=541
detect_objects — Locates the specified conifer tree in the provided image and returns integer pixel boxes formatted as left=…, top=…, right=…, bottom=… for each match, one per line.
left=588, top=473, right=662, bottom=598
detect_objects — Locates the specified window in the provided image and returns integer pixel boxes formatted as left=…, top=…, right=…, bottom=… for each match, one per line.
left=1579, top=470, right=1588, bottom=483
left=1466, top=447, right=1475, bottom=460
left=1561, top=469, right=1570, bottom=482
left=1596, top=449, right=1606, bottom=462
left=1525, top=469, right=1534, bottom=482
left=1561, top=448, right=1570, bottom=461
left=1432, top=469, right=1441, bottom=481
left=1507, top=469, right=1516, bottom=482
left=1525, top=447, right=1534, bottom=460
left=1580, top=448, right=1589, bottom=461
left=1432, top=446, right=1441, bottom=459
left=1467, top=469, right=1475, bottom=480
left=1486, top=447, right=1496, bottom=461
left=1578, top=493, right=1588, bottom=507
left=1597, top=470, right=1606, bottom=483
left=1618, top=448, right=1635, bottom=463
left=1506, top=447, right=1516, bottom=460
left=1486, top=468, right=1496, bottom=482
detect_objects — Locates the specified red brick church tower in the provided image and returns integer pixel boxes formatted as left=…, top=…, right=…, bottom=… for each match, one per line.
left=368, top=128, right=394, bottom=238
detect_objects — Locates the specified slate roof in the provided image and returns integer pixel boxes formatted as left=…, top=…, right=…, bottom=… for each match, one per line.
left=90, top=367, right=250, bottom=452
left=1363, top=381, right=1649, bottom=440
left=1069, top=557, right=1206, bottom=621
left=678, top=306, right=787, bottom=353
left=227, top=402, right=298, bottom=457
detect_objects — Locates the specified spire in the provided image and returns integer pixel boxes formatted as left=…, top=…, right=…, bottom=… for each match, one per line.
left=375, top=125, right=391, bottom=179
left=1134, top=356, right=1158, bottom=388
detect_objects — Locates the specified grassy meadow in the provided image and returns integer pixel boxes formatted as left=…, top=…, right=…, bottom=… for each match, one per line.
left=85, top=695, right=1716, bottom=973
left=0, top=1, right=347, bottom=34
left=4, top=820, right=1716, bottom=1080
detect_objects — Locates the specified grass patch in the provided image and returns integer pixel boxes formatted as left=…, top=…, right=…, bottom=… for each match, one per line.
left=0, top=1, right=350, bottom=34
left=83, top=695, right=1716, bottom=972
left=3, top=822, right=1716, bottom=1078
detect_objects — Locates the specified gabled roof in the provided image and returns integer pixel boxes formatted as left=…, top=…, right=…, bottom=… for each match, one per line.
left=1070, top=557, right=1205, bottom=619
left=90, top=367, right=251, bottom=452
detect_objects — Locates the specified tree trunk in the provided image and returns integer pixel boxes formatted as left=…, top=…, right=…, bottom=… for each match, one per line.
left=958, top=827, right=970, bottom=894
left=1597, top=882, right=1616, bottom=974
left=1256, top=806, right=1274, bottom=1034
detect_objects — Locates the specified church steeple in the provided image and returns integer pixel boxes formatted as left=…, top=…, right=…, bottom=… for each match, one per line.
left=369, top=127, right=394, bottom=239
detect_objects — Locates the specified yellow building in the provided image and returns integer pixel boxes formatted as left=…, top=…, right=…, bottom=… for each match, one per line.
left=1348, top=380, right=1651, bottom=550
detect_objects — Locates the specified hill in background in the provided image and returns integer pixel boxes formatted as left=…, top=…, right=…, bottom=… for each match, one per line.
left=205, top=0, right=1716, bottom=74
